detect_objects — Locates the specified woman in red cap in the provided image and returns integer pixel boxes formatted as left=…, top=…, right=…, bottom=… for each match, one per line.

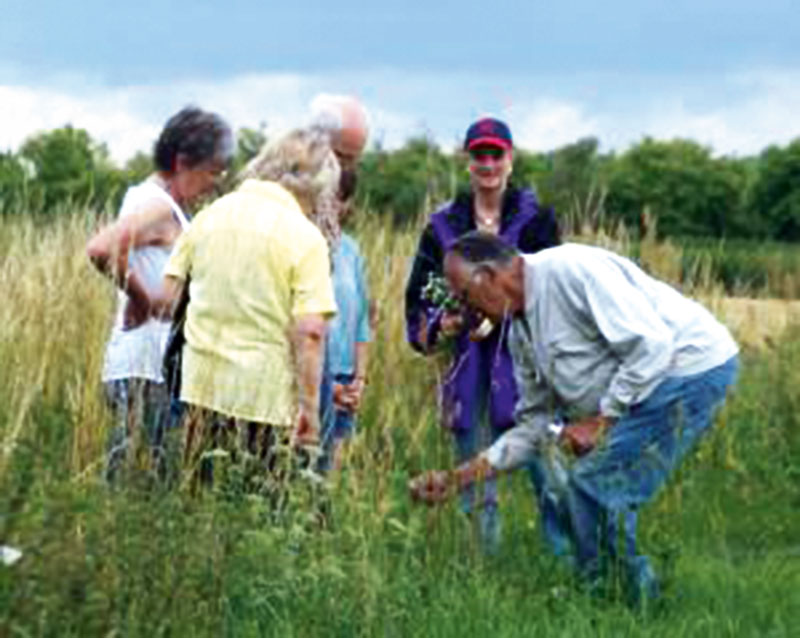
left=405, top=116, right=563, bottom=553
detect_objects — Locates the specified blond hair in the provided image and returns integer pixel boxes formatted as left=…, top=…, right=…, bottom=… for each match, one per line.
left=240, top=128, right=341, bottom=247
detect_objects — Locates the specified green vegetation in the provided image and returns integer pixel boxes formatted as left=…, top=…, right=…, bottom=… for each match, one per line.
left=0, top=208, right=798, bottom=636
left=5, top=125, right=800, bottom=296
left=5, top=125, right=800, bottom=242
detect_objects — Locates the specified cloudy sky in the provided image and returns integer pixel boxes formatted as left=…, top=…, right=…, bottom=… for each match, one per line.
left=2, top=1, right=799, bottom=163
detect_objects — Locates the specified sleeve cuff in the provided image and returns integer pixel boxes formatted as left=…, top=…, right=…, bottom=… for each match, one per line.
left=599, top=394, right=626, bottom=419
left=485, top=420, right=550, bottom=472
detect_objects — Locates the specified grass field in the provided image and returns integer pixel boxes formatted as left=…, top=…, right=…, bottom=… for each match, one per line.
left=0, top=211, right=799, bottom=637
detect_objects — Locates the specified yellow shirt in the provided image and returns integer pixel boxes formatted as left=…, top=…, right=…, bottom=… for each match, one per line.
left=165, top=179, right=336, bottom=426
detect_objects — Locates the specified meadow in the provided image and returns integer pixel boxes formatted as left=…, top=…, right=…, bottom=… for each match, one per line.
left=0, top=206, right=799, bottom=637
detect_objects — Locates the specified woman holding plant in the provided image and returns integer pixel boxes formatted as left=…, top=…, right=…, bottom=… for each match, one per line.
left=404, top=117, right=560, bottom=553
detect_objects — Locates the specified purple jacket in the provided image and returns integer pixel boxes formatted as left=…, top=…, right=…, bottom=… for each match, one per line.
left=404, top=187, right=560, bottom=433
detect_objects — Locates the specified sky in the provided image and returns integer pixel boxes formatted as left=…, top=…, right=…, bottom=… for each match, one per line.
left=1, top=1, right=799, bottom=163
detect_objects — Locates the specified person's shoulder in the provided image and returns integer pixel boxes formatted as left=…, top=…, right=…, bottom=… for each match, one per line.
left=427, top=192, right=472, bottom=243
left=287, top=210, right=330, bottom=255
left=431, top=191, right=470, bottom=221
left=547, top=242, right=604, bottom=261
left=506, top=186, right=537, bottom=209
left=188, top=188, right=242, bottom=227
left=527, top=243, right=592, bottom=272
left=118, top=181, right=173, bottom=220
left=541, top=243, right=636, bottom=281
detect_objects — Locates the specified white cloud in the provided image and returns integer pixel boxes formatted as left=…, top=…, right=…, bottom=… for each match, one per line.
left=638, top=71, right=800, bottom=155
left=0, top=72, right=415, bottom=164
left=0, top=84, right=159, bottom=162
left=1, top=67, right=800, bottom=164
left=510, top=99, right=600, bottom=151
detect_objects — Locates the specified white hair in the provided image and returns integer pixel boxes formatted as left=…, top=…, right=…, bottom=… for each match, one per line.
left=309, top=93, right=345, bottom=133
left=308, top=93, right=370, bottom=137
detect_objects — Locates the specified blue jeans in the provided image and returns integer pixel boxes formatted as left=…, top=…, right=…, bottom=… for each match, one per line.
left=564, top=356, right=739, bottom=601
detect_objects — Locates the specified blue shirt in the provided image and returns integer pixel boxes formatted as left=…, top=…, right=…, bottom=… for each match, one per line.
left=328, top=234, right=370, bottom=376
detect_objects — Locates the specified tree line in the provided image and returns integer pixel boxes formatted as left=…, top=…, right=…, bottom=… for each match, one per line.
left=2, top=124, right=800, bottom=242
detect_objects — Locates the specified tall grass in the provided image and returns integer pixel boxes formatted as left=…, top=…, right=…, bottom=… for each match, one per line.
left=0, top=207, right=799, bottom=637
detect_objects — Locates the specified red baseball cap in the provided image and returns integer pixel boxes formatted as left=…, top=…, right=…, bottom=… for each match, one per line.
left=464, top=117, right=513, bottom=151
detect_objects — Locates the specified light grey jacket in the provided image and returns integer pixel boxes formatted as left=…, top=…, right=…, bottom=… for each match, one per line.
left=486, top=243, right=738, bottom=471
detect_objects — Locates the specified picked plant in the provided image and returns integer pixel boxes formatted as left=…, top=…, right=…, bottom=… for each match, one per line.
left=421, top=273, right=462, bottom=313
left=421, top=273, right=494, bottom=341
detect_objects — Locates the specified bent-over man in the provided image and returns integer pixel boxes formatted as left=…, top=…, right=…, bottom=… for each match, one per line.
left=410, top=232, right=739, bottom=604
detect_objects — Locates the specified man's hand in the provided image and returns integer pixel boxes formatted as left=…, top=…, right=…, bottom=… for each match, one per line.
left=333, top=378, right=366, bottom=412
left=562, top=416, right=614, bottom=456
left=408, top=470, right=452, bottom=505
left=409, top=455, right=495, bottom=505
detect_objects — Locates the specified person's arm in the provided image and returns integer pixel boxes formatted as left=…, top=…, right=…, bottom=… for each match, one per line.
left=409, top=453, right=496, bottom=504
left=86, top=198, right=175, bottom=322
left=409, top=322, right=559, bottom=503
left=410, top=414, right=557, bottom=505
left=404, top=223, right=447, bottom=353
left=291, top=313, right=328, bottom=445
left=483, top=324, right=557, bottom=470
left=291, top=235, right=337, bottom=444
left=154, top=225, right=195, bottom=322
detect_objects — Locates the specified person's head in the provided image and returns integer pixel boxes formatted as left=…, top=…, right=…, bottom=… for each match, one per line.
left=443, top=231, right=524, bottom=323
left=309, top=94, right=369, bottom=169
left=154, top=106, right=234, bottom=204
left=463, top=117, right=513, bottom=194
left=241, top=127, right=341, bottom=222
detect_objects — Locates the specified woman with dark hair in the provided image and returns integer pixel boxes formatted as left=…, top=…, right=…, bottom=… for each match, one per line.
left=404, top=116, right=561, bottom=553
left=87, top=106, right=233, bottom=482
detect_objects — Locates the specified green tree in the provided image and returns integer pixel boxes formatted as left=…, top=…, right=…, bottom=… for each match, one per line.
left=510, top=148, right=551, bottom=198
left=532, top=137, right=607, bottom=229
left=124, top=151, right=154, bottom=185
left=0, top=152, right=30, bottom=214
left=605, top=138, right=746, bottom=238
left=357, top=137, right=457, bottom=226
left=19, top=125, right=125, bottom=215
left=750, top=139, right=800, bottom=241
left=233, top=126, right=267, bottom=171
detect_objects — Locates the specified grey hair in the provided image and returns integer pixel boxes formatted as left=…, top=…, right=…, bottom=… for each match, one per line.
left=446, top=231, right=519, bottom=273
left=308, top=93, right=368, bottom=134
left=154, top=106, right=233, bottom=172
